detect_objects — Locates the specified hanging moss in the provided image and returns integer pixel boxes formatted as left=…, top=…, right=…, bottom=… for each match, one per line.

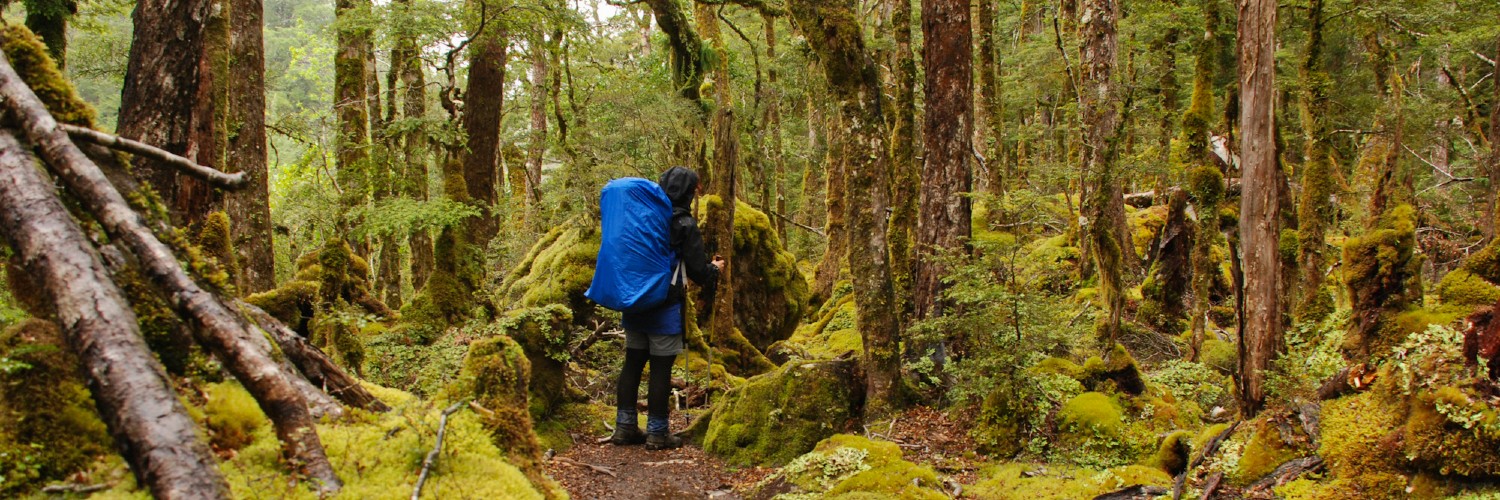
left=700, top=359, right=862, bottom=466
left=444, top=334, right=563, bottom=499
left=1342, top=204, right=1421, bottom=359
left=698, top=196, right=811, bottom=352
left=0, top=319, right=110, bottom=496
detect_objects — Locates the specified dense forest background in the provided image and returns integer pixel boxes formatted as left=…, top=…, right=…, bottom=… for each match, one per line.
left=0, top=0, right=1498, bottom=497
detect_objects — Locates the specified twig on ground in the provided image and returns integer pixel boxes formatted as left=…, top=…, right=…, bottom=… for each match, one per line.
left=412, top=401, right=467, bottom=500
left=552, top=457, right=618, bottom=477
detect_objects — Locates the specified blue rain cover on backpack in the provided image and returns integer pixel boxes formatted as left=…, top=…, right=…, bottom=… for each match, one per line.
left=585, top=178, right=675, bottom=313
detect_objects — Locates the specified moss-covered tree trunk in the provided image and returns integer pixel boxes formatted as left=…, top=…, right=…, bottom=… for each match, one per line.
left=978, top=0, right=1005, bottom=197
left=697, top=4, right=737, bottom=349
left=333, top=0, right=372, bottom=234
left=117, top=0, right=215, bottom=225
left=23, top=0, right=73, bottom=69
left=914, top=0, right=973, bottom=324
left=1079, top=0, right=1127, bottom=344
left=394, top=0, right=433, bottom=291
left=787, top=0, right=905, bottom=417
left=813, top=119, right=847, bottom=302
left=1237, top=0, right=1282, bottom=418
left=525, top=28, right=548, bottom=208
left=765, top=15, right=788, bottom=240
left=644, top=0, right=706, bottom=106
left=225, top=0, right=275, bottom=294
left=1294, top=0, right=1335, bottom=321
left=1185, top=3, right=1220, bottom=360
left=1488, top=34, right=1500, bottom=241
left=885, top=0, right=918, bottom=324
left=463, top=6, right=506, bottom=242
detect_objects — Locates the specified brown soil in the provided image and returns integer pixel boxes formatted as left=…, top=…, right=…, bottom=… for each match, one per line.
left=544, top=414, right=772, bottom=499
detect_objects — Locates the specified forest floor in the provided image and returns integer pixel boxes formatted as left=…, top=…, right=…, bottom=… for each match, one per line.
left=544, top=406, right=982, bottom=499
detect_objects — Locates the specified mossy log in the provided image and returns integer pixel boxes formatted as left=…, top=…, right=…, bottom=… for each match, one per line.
left=0, top=41, right=341, bottom=492
left=240, top=301, right=390, bottom=412
left=448, top=334, right=564, bottom=498
left=0, top=130, right=229, bottom=498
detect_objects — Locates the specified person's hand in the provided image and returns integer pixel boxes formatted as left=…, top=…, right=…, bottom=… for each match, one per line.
left=712, top=255, right=726, bottom=271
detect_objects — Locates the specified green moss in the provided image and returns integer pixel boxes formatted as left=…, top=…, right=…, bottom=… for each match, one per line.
left=1059, top=392, right=1125, bottom=436
left=498, top=222, right=600, bottom=319
left=1149, top=430, right=1192, bottom=475
left=445, top=334, right=563, bottom=498
left=1230, top=416, right=1307, bottom=485
left=782, top=293, right=861, bottom=360
left=751, top=434, right=946, bottom=499
left=697, top=197, right=812, bottom=352
left=1081, top=344, right=1145, bottom=395
left=202, top=381, right=267, bottom=451
left=1437, top=269, right=1500, bottom=308
left=196, top=211, right=239, bottom=289
left=1342, top=204, right=1422, bottom=358
left=1200, top=338, right=1236, bottom=375
left=0, top=25, right=96, bottom=127
left=969, top=462, right=1172, bottom=499
left=702, top=359, right=862, bottom=466
left=0, top=319, right=110, bottom=496
left=1316, top=381, right=1410, bottom=498
left=1035, top=356, right=1086, bottom=381
left=1402, top=387, right=1500, bottom=477
left=1464, top=237, right=1500, bottom=285
left=494, top=305, right=585, bottom=419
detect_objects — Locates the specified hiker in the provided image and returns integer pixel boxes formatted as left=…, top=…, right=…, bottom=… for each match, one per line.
left=608, top=167, right=724, bottom=449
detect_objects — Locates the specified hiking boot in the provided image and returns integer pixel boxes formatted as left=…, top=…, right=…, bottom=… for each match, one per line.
left=645, top=433, right=683, bottom=450
left=610, top=425, right=646, bottom=445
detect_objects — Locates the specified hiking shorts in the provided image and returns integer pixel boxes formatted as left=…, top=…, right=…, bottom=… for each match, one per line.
left=624, top=329, right=684, bottom=356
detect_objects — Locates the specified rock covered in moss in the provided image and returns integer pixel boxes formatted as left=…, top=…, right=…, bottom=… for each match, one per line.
left=0, top=319, right=110, bottom=495
left=496, top=306, right=585, bottom=418
left=698, top=196, right=811, bottom=351
left=446, top=334, right=562, bottom=498
left=1464, top=237, right=1500, bottom=286
left=701, top=359, right=862, bottom=466
left=775, top=284, right=861, bottom=362
left=1228, top=412, right=1313, bottom=485
left=1438, top=269, right=1500, bottom=308
left=497, top=221, right=600, bottom=319
left=1342, top=204, right=1422, bottom=359
left=751, top=434, right=946, bottom=499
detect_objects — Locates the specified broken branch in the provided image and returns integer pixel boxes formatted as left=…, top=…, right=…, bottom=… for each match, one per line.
left=59, top=123, right=248, bottom=190
left=412, top=401, right=466, bottom=500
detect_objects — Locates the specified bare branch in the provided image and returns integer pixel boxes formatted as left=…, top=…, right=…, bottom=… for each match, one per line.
left=60, top=124, right=248, bottom=190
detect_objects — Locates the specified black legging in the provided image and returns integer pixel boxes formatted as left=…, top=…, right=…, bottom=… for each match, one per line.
left=616, top=349, right=677, bottom=431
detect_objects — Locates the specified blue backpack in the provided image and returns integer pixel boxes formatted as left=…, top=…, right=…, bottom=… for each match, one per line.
left=586, top=178, right=683, bottom=313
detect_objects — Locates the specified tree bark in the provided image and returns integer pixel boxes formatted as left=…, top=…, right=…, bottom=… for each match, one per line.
left=813, top=116, right=847, bottom=301
left=225, top=0, right=275, bottom=294
left=914, top=0, right=974, bottom=323
left=1237, top=0, right=1282, bottom=418
left=787, top=0, right=905, bottom=417
left=0, top=129, right=230, bottom=500
left=644, top=0, right=707, bottom=105
left=24, top=0, right=74, bottom=68
left=1294, top=0, right=1333, bottom=320
left=394, top=0, right=433, bottom=291
left=765, top=15, right=788, bottom=240
left=1080, top=0, right=1127, bottom=344
left=334, top=0, right=373, bottom=233
left=1488, top=34, right=1500, bottom=241
left=978, top=0, right=1005, bottom=196
left=886, top=0, right=919, bottom=323
left=697, top=4, right=737, bottom=350
left=526, top=29, right=549, bottom=207
left=0, top=56, right=344, bottom=491
left=117, top=0, right=216, bottom=225
left=240, top=301, right=390, bottom=412
left=463, top=10, right=506, bottom=241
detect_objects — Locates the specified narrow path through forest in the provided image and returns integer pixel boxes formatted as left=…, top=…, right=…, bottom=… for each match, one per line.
left=543, top=413, right=768, bottom=499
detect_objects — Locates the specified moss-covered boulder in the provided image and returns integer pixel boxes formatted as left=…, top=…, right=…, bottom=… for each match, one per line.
left=1438, top=269, right=1500, bottom=308
left=1342, top=204, right=1422, bottom=359
left=1463, top=236, right=1500, bottom=286
left=1227, top=412, right=1314, bottom=485
left=0, top=319, right=110, bottom=495
left=446, top=334, right=562, bottom=499
left=1138, top=192, right=1194, bottom=333
left=699, top=196, right=811, bottom=351
left=701, top=359, right=863, bottom=466
left=495, top=306, right=585, bottom=419
left=497, top=221, right=600, bottom=320
left=750, top=434, right=946, bottom=499
left=774, top=283, right=862, bottom=362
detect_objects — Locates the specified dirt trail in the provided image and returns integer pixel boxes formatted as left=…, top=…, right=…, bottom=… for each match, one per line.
left=544, top=415, right=769, bottom=499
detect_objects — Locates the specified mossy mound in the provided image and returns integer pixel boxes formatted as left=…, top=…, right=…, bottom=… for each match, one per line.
left=246, top=239, right=393, bottom=371
left=1050, top=391, right=1155, bottom=469
left=444, top=334, right=562, bottom=498
left=1342, top=204, right=1422, bottom=359
left=399, top=226, right=486, bottom=341
left=774, top=283, right=861, bottom=362
left=1019, top=234, right=1082, bottom=294
left=0, top=319, right=110, bottom=496
left=698, top=196, right=811, bottom=352
left=969, top=462, right=1172, bottom=499
left=494, top=306, right=586, bottom=419
left=701, top=359, right=863, bottom=466
left=1228, top=412, right=1313, bottom=485
left=1438, top=269, right=1500, bottom=308
left=201, top=381, right=268, bottom=452
left=1128, top=204, right=1169, bottom=262
left=751, top=434, right=945, bottom=499
left=497, top=221, right=600, bottom=321
left=1463, top=237, right=1500, bottom=285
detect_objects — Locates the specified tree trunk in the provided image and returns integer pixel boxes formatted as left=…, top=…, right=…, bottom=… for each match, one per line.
left=1237, top=0, right=1282, bottom=418
left=463, top=9, right=505, bottom=242
left=644, top=0, right=706, bottom=105
left=333, top=0, right=372, bottom=233
left=886, top=0, right=919, bottom=324
left=787, top=0, right=905, bottom=418
left=240, top=301, right=390, bottom=412
left=1294, top=0, right=1333, bottom=320
left=765, top=15, right=787, bottom=240
left=978, top=0, right=1005, bottom=196
left=24, top=0, right=74, bottom=68
left=914, top=0, right=974, bottom=323
left=1079, top=0, right=1127, bottom=344
left=1185, top=6, right=1220, bottom=359
left=394, top=0, right=433, bottom=291
left=117, top=0, right=216, bottom=225
left=697, top=4, right=737, bottom=349
left=225, top=0, right=275, bottom=294
left=526, top=29, right=549, bottom=207
left=0, top=58, right=344, bottom=491
left=813, top=117, right=847, bottom=302
left=1488, top=34, right=1500, bottom=241
left=0, top=129, right=230, bottom=500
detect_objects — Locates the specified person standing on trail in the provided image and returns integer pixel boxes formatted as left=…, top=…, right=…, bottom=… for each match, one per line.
left=610, top=166, right=724, bottom=450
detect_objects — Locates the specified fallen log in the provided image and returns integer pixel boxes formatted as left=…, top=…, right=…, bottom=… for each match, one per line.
left=0, top=130, right=229, bottom=499
left=1095, top=485, right=1169, bottom=500
left=59, top=123, right=247, bottom=190
left=240, top=300, right=390, bottom=412
left=1173, top=420, right=1240, bottom=500
left=1316, top=363, right=1376, bottom=400
left=0, top=49, right=342, bottom=492
left=1244, top=456, right=1323, bottom=494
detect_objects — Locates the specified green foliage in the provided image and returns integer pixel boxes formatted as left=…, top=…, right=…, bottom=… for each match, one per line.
left=751, top=434, right=946, bottom=500
left=1147, top=360, right=1230, bottom=411
left=347, top=196, right=482, bottom=240
left=0, top=320, right=110, bottom=496
left=970, top=462, right=1172, bottom=499
left=1266, top=309, right=1349, bottom=400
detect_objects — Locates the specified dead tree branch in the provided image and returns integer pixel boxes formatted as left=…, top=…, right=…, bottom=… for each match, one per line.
left=412, top=401, right=467, bottom=500
left=59, top=123, right=248, bottom=190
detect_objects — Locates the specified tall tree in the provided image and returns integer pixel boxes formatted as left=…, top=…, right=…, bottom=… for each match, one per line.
left=644, top=0, right=707, bottom=106
left=695, top=3, right=737, bottom=347
left=462, top=4, right=506, bottom=244
left=23, top=0, right=74, bottom=68
left=1294, top=0, right=1334, bottom=320
left=117, top=0, right=216, bottom=224
left=526, top=28, right=549, bottom=207
left=333, top=0, right=373, bottom=233
left=392, top=0, right=433, bottom=291
left=1237, top=0, right=1282, bottom=418
left=977, top=0, right=1005, bottom=196
left=1489, top=33, right=1500, bottom=241
left=886, top=0, right=918, bottom=322
left=1185, top=2, right=1220, bottom=360
left=787, top=0, right=904, bottom=417
left=225, top=0, right=275, bottom=294
left=914, top=0, right=973, bottom=324
left=1079, top=0, right=1127, bottom=343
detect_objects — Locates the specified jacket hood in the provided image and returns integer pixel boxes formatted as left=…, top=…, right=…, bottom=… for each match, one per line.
left=658, top=166, right=699, bottom=209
